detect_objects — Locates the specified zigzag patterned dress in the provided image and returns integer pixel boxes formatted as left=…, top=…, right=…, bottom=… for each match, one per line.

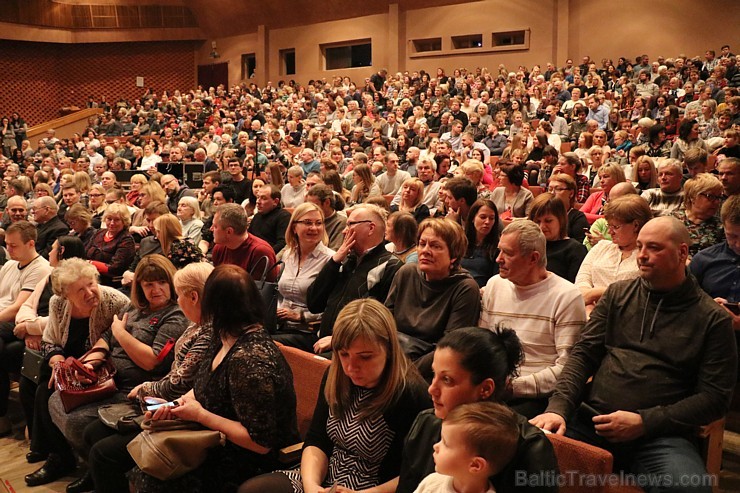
left=281, top=380, right=430, bottom=492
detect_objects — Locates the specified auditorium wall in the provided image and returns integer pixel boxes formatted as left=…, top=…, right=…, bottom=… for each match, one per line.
left=0, top=40, right=196, bottom=125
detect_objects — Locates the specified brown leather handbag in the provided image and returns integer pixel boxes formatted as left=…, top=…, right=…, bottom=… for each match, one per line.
left=127, top=419, right=226, bottom=480
left=54, top=347, right=118, bottom=413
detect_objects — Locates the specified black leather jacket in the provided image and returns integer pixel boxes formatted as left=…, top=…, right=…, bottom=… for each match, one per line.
left=396, top=409, right=559, bottom=493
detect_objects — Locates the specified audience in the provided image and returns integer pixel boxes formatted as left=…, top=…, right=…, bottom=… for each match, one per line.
left=0, top=49, right=738, bottom=493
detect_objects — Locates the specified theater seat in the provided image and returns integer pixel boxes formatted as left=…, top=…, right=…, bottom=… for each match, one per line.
left=547, top=433, right=613, bottom=493
left=276, top=343, right=331, bottom=463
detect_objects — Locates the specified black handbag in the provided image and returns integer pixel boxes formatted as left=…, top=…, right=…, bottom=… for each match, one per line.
left=250, top=256, right=284, bottom=334
left=21, top=348, right=44, bottom=385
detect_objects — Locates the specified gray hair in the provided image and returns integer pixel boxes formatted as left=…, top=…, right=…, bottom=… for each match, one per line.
left=215, top=203, right=248, bottom=235
left=501, top=220, right=547, bottom=268
left=52, top=258, right=99, bottom=297
left=178, top=196, right=202, bottom=219
left=658, top=158, right=683, bottom=174
left=35, top=195, right=59, bottom=212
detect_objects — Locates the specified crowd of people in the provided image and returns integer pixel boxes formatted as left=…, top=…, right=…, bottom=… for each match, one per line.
left=0, top=44, right=739, bottom=493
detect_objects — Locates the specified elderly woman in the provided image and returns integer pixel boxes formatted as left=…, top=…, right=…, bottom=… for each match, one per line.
left=131, top=265, right=299, bottom=492
left=529, top=193, right=587, bottom=282
left=491, top=163, right=534, bottom=227
left=79, top=263, right=215, bottom=493
left=65, top=203, right=97, bottom=247
left=176, top=196, right=204, bottom=246
left=575, top=195, right=652, bottom=312
left=85, top=203, right=136, bottom=285
left=13, top=237, right=86, bottom=460
left=281, top=165, right=306, bottom=209
left=673, top=173, right=725, bottom=258
left=579, top=162, right=626, bottom=224
left=23, top=258, right=131, bottom=486
left=459, top=159, right=494, bottom=199
left=396, top=327, right=557, bottom=493
left=126, top=173, right=148, bottom=207
left=239, top=298, right=429, bottom=493
left=385, top=211, right=419, bottom=263
left=152, top=214, right=205, bottom=268
left=35, top=256, right=188, bottom=488
left=272, top=203, right=335, bottom=352
left=461, top=199, right=500, bottom=287
left=390, top=178, right=430, bottom=223
left=386, top=218, right=481, bottom=366
left=546, top=173, right=589, bottom=242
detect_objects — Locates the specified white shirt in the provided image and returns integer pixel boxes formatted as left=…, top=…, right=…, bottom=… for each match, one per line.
left=414, top=473, right=496, bottom=493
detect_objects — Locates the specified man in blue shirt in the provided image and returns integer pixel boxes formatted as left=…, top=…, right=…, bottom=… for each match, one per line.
left=691, top=194, right=740, bottom=331
left=586, top=95, right=609, bottom=130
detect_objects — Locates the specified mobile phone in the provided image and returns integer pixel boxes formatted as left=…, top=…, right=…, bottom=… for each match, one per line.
left=724, top=302, right=740, bottom=316
left=578, top=402, right=602, bottom=419
left=146, top=400, right=179, bottom=412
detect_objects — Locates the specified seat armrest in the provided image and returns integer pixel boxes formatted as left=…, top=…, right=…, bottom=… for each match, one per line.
left=279, top=442, right=304, bottom=464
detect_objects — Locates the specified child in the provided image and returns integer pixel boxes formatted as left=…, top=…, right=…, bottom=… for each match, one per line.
left=414, top=402, right=519, bottom=493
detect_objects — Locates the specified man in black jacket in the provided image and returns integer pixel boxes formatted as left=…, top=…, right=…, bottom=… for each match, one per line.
left=306, top=204, right=402, bottom=354
left=32, top=196, right=68, bottom=259
left=247, top=186, right=290, bottom=254
left=532, top=216, right=737, bottom=490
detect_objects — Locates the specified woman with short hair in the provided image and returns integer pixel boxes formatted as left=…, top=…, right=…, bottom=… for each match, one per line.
left=386, top=218, right=481, bottom=364
left=673, top=173, right=725, bottom=258
left=490, top=163, right=534, bottom=227
left=671, top=118, right=707, bottom=161
left=65, top=203, right=97, bottom=247
left=575, top=195, right=652, bottom=312
left=87, top=183, right=108, bottom=229
left=176, top=196, right=204, bottom=246
left=23, top=258, right=131, bottom=486
left=281, top=166, right=306, bottom=209
left=85, top=203, right=135, bottom=285
left=579, top=162, right=626, bottom=224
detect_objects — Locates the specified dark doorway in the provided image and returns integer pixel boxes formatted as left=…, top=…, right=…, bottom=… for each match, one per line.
left=197, top=62, right=228, bottom=89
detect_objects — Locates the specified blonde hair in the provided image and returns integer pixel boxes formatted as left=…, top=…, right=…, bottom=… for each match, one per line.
left=154, top=214, right=183, bottom=255
left=140, top=181, right=167, bottom=204
left=284, top=202, right=327, bottom=253
left=73, top=171, right=92, bottom=193
left=173, top=262, right=214, bottom=300
left=399, top=178, right=424, bottom=210
left=350, top=163, right=375, bottom=204
left=103, top=202, right=131, bottom=228
left=130, top=173, right=148, bottom=185
left=178, top=196, right=202, bottom=219
left=684, top=173, right=723, bottom=211
left=325, top=298, right=421, bottom=421
left=52, top=258, right=99, bottom=296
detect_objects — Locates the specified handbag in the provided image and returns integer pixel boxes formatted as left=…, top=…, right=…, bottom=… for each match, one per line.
left=21, top=348, right=44, bottom=385
left=250, top=256, right=284, bottom=334
left=98, top=402, right=144, bottom=433
left=127, top=419, right=226, bottom=481
left=54, top=348, right=118, bottom=413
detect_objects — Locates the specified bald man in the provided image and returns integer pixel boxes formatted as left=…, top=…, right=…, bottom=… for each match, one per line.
left=533, top=216, right=736, bottom=492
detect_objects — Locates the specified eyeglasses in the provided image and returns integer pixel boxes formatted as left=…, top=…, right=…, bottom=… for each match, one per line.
left=295, top=220, right=323, bottom=228
left=89, top=193, right=104, bottom=198
left=347, top=220, right=374, bottom=227
left=699, top=192, right=723, bottom=202
left=547, top=186, right=568, bottom=193
left=607, top=222, right=630, bottom=232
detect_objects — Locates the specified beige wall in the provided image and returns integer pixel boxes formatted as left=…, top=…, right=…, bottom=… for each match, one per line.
left=196, top=0, right=740, bottom=87
left=569, top=0, right=740, bottom=63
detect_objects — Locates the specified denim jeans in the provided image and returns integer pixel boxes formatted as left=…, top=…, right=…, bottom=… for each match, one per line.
left=566, top=403, right=714, bottom=493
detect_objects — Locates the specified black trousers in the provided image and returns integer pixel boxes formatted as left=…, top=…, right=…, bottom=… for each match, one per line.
left=84, top=419, right=138, bottom=493
left=0, top=321, right=24, bottom=416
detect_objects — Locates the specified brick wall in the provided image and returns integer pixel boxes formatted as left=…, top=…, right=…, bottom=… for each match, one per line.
left=0, top=40, right=196, bottom=127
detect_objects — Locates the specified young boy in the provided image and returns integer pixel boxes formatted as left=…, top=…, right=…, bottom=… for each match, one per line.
left=414, top=402, right=519, bottom=493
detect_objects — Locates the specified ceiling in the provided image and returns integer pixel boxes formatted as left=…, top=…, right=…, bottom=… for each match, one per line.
left=19, top=0, right=472, bottom=38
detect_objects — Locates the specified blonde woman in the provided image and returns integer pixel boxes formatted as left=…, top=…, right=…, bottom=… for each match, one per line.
left=281, top=166, right=306, bottom=209
left=176, top=196, right=204, bottom=245
left=127, top=173, right=148, bottom=207
left=85, top=203, right=135, bottom=285
left=153, top=214, right=204, bottom=268
left=272, top=202, right=335, bottom=351
left=350, top=162, right=381, bottom=205
left=390, top=178, right=429, bottom=224
left=130, top=181, right=166, bottom=235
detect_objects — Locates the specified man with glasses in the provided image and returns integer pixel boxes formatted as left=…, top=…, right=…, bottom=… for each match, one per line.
left=160, top=173, right=196, bottom=214
left=32, top=196, right=68, bottom=259
left=307, top=204, right=403, bottom=355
